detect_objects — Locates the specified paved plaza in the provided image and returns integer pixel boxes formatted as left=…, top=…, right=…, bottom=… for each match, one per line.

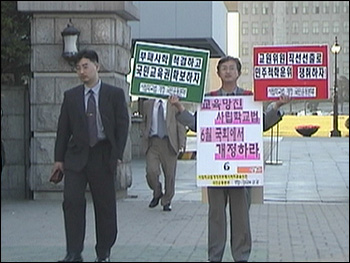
left=1, top=137, right=349, bottom=262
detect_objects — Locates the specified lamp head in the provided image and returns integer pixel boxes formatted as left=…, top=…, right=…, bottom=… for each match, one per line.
left=331, top=36, right=341, bottom=54
left=61, top=21, right=80, bottom=62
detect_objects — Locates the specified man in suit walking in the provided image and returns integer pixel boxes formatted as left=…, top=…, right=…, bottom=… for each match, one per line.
left=141, top=98, right=186, bottom=211
left=52, top=49, right=129, bottom=262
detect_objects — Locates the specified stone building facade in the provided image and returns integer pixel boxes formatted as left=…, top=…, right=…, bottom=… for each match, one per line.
left=16, top=1, right=139, bottom=199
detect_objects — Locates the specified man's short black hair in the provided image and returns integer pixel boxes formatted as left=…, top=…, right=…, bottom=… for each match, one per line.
left=75, top=49, right=99, bottom=64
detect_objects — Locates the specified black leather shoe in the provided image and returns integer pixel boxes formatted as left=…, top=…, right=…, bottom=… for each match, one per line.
left=58, top=253, right=83, bottom=262
left=149, top=193, right=163, bottom=208
left=95, top=257, right=110, bottom=262
left=163, top=204, right=172, bottom=211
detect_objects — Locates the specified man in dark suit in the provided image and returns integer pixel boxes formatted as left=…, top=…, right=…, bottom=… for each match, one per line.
left=141, top=98, right=186, bottom=211
left=52, top=49, right=129, bottom=262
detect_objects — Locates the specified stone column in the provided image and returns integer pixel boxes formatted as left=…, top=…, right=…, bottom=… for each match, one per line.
left=17, top=1, right=139, bottom=199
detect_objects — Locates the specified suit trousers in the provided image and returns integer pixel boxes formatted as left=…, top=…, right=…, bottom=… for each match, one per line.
left=207, top=187, right=252, bottom=262
left=62, top=140, right=117, bottom=258
left=145, top=136, right=178, bottom=206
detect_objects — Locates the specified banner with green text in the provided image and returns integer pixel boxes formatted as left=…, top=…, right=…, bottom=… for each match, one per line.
left=130, top=41, right=210, bottom=103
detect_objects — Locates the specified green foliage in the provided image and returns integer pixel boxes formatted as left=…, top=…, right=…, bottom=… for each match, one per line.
left=338, top=76, right=349, bottom=103
left=1, top=1, right=31, bottom=82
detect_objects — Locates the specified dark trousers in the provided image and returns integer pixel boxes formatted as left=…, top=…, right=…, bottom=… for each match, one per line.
left=63, top=140, right=117, bottom=258
left=208, top=187, right=251, bottom=262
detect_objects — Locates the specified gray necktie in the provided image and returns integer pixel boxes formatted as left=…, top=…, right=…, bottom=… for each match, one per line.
left=87, top=90, right=98, bottom=147
left=157, top=100, right=167, bottom=138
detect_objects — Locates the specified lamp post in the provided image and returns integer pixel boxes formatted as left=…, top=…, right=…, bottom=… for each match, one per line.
left=330, top=36, right=341, bottom=137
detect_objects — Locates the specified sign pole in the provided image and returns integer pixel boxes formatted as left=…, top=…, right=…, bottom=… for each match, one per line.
left=265, top=122, right=283, bottom=165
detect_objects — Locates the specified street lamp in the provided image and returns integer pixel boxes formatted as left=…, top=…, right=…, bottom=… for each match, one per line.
left=61, top=19, right=80, bottom=63
left=330, top=36, right=341, bottom=137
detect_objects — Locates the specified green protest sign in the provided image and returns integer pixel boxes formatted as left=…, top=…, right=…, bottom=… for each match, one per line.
left=130, top=41, right=210, bottom=103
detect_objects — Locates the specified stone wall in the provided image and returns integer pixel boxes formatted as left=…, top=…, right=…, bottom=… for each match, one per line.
left=16, top=1, right=140, bottom=199
left=1, top=84, right=31, bottom=199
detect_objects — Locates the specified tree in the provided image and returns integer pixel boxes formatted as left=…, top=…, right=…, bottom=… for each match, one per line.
left=338, top=76, right=349, bottom=113
left=1, top=1, right=31, bottom=84
left=338, top=76, right=349, bottom=101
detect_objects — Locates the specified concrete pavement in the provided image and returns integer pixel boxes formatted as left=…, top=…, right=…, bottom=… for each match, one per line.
left=1, top=137, right=349, bottom=262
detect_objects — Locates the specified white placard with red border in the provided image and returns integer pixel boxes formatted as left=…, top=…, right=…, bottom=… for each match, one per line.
left=196, top=96, right=264, bottom=187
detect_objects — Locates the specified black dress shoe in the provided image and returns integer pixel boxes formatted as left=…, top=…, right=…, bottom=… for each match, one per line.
left=163, top=204, right=172, bottom=211
left=149, top=193, right=163, bottom=208
left=95, top=257, right=110, bottom=262
left=58, top=253, right=83, bottom=262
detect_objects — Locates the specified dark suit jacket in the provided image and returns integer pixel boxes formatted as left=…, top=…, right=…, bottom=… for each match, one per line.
left=54, top=82, right=129, bottom=172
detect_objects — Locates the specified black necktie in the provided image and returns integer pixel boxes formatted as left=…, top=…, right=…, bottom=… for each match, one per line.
left=87, top=90, right=98, bottom=147
left=157, top=100, right=166, bottom=138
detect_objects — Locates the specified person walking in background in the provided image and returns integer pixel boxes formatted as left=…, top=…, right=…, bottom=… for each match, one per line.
left=51, top=49, right=129, bottom=262
left=169, top=56, right=291, bottom=262
left=141, top=98, right=187, bottom=212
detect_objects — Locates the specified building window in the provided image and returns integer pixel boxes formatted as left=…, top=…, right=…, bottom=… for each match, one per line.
left=322, top=21, right=329, bottom=34
left=242, top=22, right=248, bottom=35
left=313, top=2, right=320, bottom=14
left=242, top=3, right=249, bottom=15
left=344, top=65, right=349, bottom=77
left=262, top=2, right=269, bottom=14
left=292, top=6, right=298, bottom=14
left=292, top=2, right=298, bottom=14
left=252, top=2, right=259, bottom=15
left=343, top=41, right=349, bottom=54
left=312, top=22, right=319, bottom=34
left=344, top=21, right=349, bottom=33
left=333, top=2, right=340, bottom=13
left=262, top=22, right=269, bottom=35
left=302, top=22, right=309, bottom=34
left=244, top=68, right=249, bottom=75
left=323, top=1, right=330, bottom=14
left=252, top=22, right=259, bottom=35
left=302, top=2, right=309, bottom=14
left=292, top=22, right=299, bottom=34
left=344, top=2, right=349, bottom=13
left=333, top=21, right=340, bottom=33
left=242, top=43, right=249, bottom=56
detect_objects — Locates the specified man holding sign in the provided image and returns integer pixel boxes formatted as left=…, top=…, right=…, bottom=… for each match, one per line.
left=170, top=56, right=290, bottom=262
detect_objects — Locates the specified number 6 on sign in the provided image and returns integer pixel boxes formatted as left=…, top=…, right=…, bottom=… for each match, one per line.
left=223, top=162, right=230, bottom=171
